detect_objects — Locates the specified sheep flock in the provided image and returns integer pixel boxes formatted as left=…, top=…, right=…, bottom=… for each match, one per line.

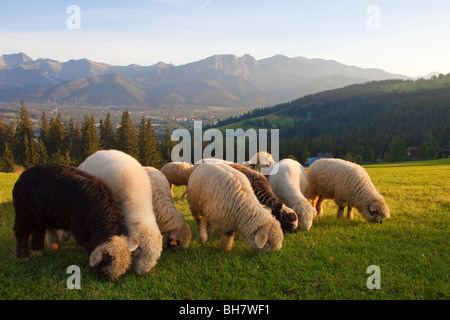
left=12, top=150, right=390, bottom=279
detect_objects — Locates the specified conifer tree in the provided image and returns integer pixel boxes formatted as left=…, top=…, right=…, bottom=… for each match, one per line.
left=99, top=113, right=116, bottom=150
left=47, top=113, right=67, bottom=157
left=67, top=118, right=83, bottom=164
left=39, top=111, right=49, bottom=146
left=14, top=103, right=35, bottom=165
left=0, top=143, right=15, bottom=173
left=138, top=117, right=163, bottom=168
left=81, top=115, right=99, bottom=159
left=161, top=126, right=174, bottom=164
left=116, top=111, right=139, bottom=158
left=0, top=119, right=14, bottom=156
left=388, top=135, right=408, bottom=162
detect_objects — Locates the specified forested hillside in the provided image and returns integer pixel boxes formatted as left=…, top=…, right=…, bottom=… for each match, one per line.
left=216, top=76, right=450, bottom=163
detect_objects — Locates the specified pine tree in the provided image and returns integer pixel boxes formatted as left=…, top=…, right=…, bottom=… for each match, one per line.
left=67, top=118, right=83, bottom=164
left=24, top=135, right=35, bottom=168
left=47, top=113, right=67, bottom=157
left=39, top=111, right=49, bottom=146
left=0, top=143, right=15, bottom=173
left=161, top=126, right=174, bottom=164
left=0, top=119, right=14, bottom=156
left=34, top=140, right=49, bottom=165
left=99, top=113, right=116, bottom=150
left=138, top=117, right=163, bottom=168
left=388, top=135, right=408, bottom=162
left=116, top=111, right=139, bottom=158
left=81, top=115, right=99, bottom=159
left=14, top=103, right=35, bottom=165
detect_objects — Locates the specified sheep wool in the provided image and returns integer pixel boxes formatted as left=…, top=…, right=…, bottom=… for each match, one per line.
left=228, top=163, right=298, bottom=233
left=143, top=166, right=192, bottom=249
left=79, top=150, right=162, bottom=275
left=244, top=151, right=276, bottom=174
left=269, top=159, right=315, bottom=231
left=12, top=164, right=131, bottom=279
left=307, top=158, right=390, bottom=223
left=187, top=163, right=284, bottom=252
left=160, top=161, right=195, bottom=187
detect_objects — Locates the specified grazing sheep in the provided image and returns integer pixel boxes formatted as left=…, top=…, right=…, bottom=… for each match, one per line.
left=143, top=166, right=192, bottom=249
left=307, top=158, right=390, bottom=223
left=268, top=159, right=315, bottom=231
left=244, top=151, right=276, bottom=174
left=228, top=163, right=298, bottom=233
left=160, top=162, right=195, bottom=196
left=79, top=150, right=162, bottom=275
left=12, top=164, right=132, bottom=279
left=187, top=163, right=284, bottom=252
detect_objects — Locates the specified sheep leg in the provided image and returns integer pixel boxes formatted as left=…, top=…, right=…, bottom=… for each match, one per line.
left=315, top=196, right=325, bottom=216
left=336, top=206, right=345, bottom=219
left=347, top=205, right=354, bottom=220
left=206, top=222, right=215, bottom=237
left=14, top=224, right=32, bottom=261
left=30, top=227, right=45, bottom=256
left=220, top=231, right=234, bottom=251
left=196, top=218, right=209, bottom=244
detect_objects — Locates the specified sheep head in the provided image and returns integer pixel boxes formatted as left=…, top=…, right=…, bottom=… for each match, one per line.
left=361, top=196, right=390, bottom=223
left=292, top=200, right=315, bottom=231
left=165, top=222, right=192, bottom=249
left=89, top=235, right=132, bottom=280
left=251, top=220, right=284, bottom=253
left=274, top=204, right=298, bottom=233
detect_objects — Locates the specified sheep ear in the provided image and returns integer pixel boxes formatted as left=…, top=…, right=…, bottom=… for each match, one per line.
left=254, top=230, right=268, bottom=249
left=89, top=249, right=103, bottom=267
left=128, top=237, right=139, bottom=252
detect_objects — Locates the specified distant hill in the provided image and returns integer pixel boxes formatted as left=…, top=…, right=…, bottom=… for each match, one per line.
left=0, top=52, right=410, bottom=109
left=216, top=76, right=450, bottom=162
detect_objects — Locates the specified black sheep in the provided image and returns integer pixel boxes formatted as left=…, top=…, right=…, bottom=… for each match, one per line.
left=228, top=163, right=298, bottom=232
left=12, top=164, right=132, bottom=279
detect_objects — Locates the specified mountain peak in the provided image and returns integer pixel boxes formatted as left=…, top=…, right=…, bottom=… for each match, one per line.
left=0, top=52, right=34, bottom=66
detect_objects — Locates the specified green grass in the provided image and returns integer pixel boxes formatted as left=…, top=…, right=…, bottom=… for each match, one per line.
left=0, top=159, right=449, bottom=300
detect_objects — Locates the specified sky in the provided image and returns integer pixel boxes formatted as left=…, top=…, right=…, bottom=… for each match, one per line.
left=0, top=0, right=449, bottom=77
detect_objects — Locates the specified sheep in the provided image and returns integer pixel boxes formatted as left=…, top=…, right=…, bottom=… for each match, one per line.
left=268, top=159, right=315, bottom=231
left=307, top=158, right=390, bottom=223
left=227, top=163, right=298, bottom=233
left=186, top=163, right=284, bottom=252
left=79, top=150, right=162, bottom=275
left=160, top=162, right=195, bottom=196
left=143, top=166, right=192, bottom=249
left=243, top=151, right=276, bottom=175
left=12, top=164, right=132, bottom=279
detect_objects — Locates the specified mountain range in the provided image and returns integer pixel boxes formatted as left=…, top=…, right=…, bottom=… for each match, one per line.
left=0, top=52, right=410, bottom=109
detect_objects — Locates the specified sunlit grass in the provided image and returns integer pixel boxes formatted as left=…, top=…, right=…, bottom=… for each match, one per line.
left=0, top=159, right=448, bottom=299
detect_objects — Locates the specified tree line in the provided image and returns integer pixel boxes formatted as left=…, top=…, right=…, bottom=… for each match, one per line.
left=215, top=78, right=450, bottom=164
left=0, top=103, right=175, bottom=172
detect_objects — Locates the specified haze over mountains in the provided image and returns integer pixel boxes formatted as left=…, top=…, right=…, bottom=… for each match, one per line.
left=0, top=52, right=410, bottom=109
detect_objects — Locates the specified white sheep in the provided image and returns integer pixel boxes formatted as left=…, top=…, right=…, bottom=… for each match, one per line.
left=307, top=158, right=390, bottom=223
left=160, top=162, right=195, bottom=196
left=79, top=150, right=163, bottom=275
left=268, top=158, right=315, bottom=231
left=143, top=166, right=192, bottom=249
left=243, top=151, right=276, bottom=175
left=186, top=163, right=284, bottom=252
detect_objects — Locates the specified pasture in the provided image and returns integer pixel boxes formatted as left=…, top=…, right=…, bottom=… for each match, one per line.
left=0, top=159, right=448, bottom=300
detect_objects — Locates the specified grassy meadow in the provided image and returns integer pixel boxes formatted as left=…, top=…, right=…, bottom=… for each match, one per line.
left=0, top=159, right=448, bottom=300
